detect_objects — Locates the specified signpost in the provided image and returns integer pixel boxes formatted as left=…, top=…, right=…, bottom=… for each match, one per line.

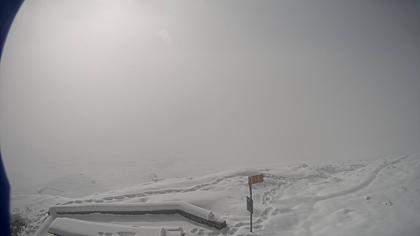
left=247, top=174, right=264, bottom=232
left=246, top=196, right=253, bottom=213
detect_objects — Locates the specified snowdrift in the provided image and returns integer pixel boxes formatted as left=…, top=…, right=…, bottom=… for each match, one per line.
left=34, top=201, right=226, bottom=236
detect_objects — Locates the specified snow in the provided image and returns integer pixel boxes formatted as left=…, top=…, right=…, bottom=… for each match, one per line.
left=48, top=201, right=224, bottom=223
left=11, top=153, right=420, bottom=236
left=48, top=218, right=170, bottom=236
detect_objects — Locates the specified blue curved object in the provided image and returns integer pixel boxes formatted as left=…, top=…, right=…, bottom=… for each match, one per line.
left=1, top=1, right=25, bottom=235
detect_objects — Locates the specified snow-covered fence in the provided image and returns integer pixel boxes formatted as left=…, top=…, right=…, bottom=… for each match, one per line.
left=48, top=201, right=227, bottom=229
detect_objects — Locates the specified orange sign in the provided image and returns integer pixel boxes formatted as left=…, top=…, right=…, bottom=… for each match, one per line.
left=248, top=175, right=264, bottom=185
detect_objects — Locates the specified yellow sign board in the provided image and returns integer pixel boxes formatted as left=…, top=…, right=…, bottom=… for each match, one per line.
left=248, top=174, right=264, bottom=185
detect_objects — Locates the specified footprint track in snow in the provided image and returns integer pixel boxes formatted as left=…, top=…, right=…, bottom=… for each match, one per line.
left=61, top=171, right=259, bottom=205
left=229, top=155, right=409, bottom=234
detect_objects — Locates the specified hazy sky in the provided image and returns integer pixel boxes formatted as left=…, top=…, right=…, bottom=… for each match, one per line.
left=1, top=0, right=420, bottom=194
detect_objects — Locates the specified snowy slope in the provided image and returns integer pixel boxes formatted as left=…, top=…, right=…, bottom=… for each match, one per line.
left=11, top=153, right=420, bottom=236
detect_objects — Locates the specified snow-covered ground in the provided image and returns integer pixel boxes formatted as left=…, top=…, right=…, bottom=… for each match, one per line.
left=11, top=153, right=420, bottom=236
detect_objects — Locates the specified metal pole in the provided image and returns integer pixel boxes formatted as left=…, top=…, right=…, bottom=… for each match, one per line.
left=249, top=178, right=252, bottom=232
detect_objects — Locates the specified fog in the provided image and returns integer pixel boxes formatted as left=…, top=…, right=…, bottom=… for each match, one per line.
left=1, top=0, right=419, bottom=195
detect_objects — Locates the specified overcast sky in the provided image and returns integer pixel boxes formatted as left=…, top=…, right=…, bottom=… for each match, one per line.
left=1, top=0, right=420, bottom=194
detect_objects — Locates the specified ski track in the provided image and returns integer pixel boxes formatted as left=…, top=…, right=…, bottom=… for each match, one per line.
left=319, top=155, right=408, bottom=200
left=29, top=155, right=409, bottom=236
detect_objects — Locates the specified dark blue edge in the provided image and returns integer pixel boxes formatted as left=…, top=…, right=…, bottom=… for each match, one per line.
left=1, top=0, right=25, bottom=235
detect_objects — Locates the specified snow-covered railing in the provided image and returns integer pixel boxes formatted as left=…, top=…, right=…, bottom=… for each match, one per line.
left=48, top=201, right=227, bottom=229
left=48, top=217, right=184, bottom=236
